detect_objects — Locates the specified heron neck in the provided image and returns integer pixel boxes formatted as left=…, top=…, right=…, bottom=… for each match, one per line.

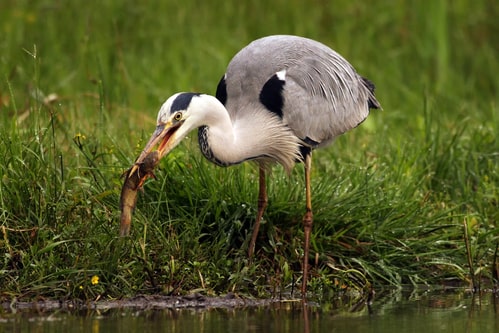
left=197, top=95, right=300, bottom=171
left=197, top=97, right=252, bottom=166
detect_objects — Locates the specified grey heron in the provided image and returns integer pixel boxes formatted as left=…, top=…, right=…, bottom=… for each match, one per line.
left=129, top=35, right=381, bottom=296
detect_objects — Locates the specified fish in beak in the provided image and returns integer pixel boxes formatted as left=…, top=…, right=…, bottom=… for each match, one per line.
left=119, top=120, right=183, bottom=236
left=129, top=120, right=183, bottom=177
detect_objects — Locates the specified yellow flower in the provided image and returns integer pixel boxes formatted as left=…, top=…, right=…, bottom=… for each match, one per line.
left=91, top=275, right=99, bottom=285
left=73, top=133, right=87, bottom=148
left=74, top=133, right=86, bottom=140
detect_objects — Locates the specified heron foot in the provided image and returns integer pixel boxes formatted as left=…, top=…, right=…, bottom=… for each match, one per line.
left=301, top=209, right=313, bottom=297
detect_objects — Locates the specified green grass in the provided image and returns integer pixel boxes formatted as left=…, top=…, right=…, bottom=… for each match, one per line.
left=0, top=0, right=498, bottom=301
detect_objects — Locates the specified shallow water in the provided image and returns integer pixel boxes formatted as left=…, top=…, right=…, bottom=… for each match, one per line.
left=1, top=290, right=497, bottom=333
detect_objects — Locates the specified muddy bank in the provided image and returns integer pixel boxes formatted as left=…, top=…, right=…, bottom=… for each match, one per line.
left=2, top=294, right=297, bottom=312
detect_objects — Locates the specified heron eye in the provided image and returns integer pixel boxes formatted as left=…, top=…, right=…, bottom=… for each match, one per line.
left=173, top=112, right=182, bottom=121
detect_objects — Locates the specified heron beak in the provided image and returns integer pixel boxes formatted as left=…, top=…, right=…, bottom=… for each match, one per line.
left=129, top=121, right=182, bottom=177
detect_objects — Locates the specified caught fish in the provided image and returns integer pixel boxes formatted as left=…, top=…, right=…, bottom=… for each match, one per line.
left=119, top=150, right=160, bottom=236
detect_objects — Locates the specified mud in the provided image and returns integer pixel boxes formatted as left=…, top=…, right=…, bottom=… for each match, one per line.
left=2, top=294, right=292, bottom=312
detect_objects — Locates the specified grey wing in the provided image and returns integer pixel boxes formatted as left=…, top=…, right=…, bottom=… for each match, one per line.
left=281, top=54, right=379, bottom=147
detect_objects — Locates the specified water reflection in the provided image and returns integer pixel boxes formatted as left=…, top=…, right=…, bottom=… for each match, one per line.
left=1, top=289, right=497, bottom=333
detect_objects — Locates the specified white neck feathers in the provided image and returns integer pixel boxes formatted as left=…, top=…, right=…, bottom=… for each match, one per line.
left=193, top=95, right=301, bottom=172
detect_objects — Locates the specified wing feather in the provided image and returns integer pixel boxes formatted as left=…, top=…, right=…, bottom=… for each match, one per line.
left=222, top=35, right=380, bottom=147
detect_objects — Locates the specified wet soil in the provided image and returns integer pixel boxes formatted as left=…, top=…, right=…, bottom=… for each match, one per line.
left=2, top=294, right=289, bottom=312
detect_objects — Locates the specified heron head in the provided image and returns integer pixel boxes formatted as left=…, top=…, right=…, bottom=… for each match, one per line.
left=131, top=93, right=203, bottom=173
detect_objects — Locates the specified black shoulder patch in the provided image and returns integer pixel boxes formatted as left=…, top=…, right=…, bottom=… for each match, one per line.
left=171, top=93, right=201, bottom=113
left=215, top=75, right=227, bottom=105
left=259, top=74, right=285, bottom=118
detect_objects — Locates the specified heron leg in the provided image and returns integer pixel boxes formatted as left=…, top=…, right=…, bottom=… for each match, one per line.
left=248, top=166, right=268, bottom=258
left=302, top=152, right=313, bottom=297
